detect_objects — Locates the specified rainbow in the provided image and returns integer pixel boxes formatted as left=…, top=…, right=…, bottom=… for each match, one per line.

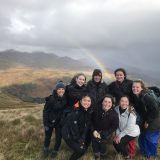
left=62, top=34, right=114, bottom=79
left=79, top=48, right=114, bottom=79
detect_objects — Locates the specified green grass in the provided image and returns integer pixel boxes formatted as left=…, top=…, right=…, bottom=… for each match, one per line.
left=0, top=106, right=160, bottom=160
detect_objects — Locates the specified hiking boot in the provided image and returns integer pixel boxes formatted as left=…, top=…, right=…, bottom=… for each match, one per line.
left=94, top=152, right=100, bottom=160
left=50, top=150, right=58, bottom=159
left=43, top=147, right=49, bottom=159
left=100, top=153, right=107, bottom=160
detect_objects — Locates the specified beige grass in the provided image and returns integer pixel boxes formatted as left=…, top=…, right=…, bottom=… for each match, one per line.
left=0, top=105, right=159, bottom=160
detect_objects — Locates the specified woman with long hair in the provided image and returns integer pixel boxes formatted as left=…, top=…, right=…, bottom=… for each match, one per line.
left=113, top=96, right=140, bottom=159
left=132, top=80, right=160, bottom=159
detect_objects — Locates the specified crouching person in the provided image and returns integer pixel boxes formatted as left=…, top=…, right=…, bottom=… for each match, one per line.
left=113, top=96, right=140, bottom=159
left=43, top=81, right=67, bottom=159
left=62, top=94, right=93, bottom=160
left=91, top=95, right=119, bottom=160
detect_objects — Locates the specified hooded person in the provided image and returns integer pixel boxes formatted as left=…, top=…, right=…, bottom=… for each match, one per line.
left=87, top=69, right=109, bottom=106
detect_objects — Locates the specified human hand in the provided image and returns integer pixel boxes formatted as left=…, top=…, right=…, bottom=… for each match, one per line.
left=144, top=122, right=149, bottom=128
left=44, top=126, right=49, bottom=131
left=114, top=136, right=121, bottom=144
left=93, top=130, right=101, bottom=139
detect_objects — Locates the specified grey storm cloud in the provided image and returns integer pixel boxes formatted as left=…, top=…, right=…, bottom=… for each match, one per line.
left=0, top=0, right=160, bottom=79
left=0, top=0, right=160, bottom=50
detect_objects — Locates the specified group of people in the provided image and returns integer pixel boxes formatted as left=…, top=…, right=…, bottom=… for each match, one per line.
left=42, top=68, right=160, bottom=160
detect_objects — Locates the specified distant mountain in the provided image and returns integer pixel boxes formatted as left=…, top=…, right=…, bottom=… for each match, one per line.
left=80, top=57, right=160, bottom=86
left=0, top=49, right=90, bottom=70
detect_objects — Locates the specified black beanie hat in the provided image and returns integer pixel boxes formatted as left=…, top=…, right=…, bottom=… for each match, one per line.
left=55, top=81, right=65, bottom=90
left=92, top=69, right=102, bottom=78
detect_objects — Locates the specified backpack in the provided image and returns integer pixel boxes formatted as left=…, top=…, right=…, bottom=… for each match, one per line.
left=148, top=86, right=160, bottom=97
left=142, top=88, right=160, bottom=109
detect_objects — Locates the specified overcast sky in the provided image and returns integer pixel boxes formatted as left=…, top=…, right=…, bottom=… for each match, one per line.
left=0, top=0, right=160, bottom=76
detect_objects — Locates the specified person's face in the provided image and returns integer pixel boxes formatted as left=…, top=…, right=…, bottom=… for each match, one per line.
left=102, top=97, right=112, bottom=111
left=80, top=96, right=91, bottom=109
left=115, top=71, right=125, bottom=82
left=76, top=75, right=86, bottom=87
left=120, top=97, right=129, bottom=109
left=57, top=88, right=65, bottom=97
left=94, top=75, right=101, bottom=83
left=132, top=82, right=143, bottom=96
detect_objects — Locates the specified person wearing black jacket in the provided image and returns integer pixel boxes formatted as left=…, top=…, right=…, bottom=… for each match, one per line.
left=43, top=81, right=67, bottom=159
left=132, top=80, right=160, bottom=159
left=87, top=69, right=109, bottom=106
left=109, top=68, right=133, bottom=105
left=66, top=73, right=88, bottom=110
left=91, top=95, right=119, bottom=159
left=62, top=94, right=93, bottom=160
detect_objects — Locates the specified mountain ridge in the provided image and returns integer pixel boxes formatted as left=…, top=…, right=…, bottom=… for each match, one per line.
left=0, top=49, right=89, bottom=70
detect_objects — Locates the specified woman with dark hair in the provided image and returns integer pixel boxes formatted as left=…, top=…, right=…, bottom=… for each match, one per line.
left=91, top=94, right=119, bottom=159
left=66, top=73, right=88, bottom=110
left=113, top=96, right=140, bottom=159
left=109, top=68, right=133, bottom=105
left=132, top=80, right=160, bottom=159
left=62, top=94, right=93, bottom=160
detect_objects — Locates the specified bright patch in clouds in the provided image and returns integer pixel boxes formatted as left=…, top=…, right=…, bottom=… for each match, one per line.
left=8, top=17, right=35, bottom=34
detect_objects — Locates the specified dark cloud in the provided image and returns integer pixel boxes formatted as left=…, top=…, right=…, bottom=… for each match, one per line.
left=0, top=0, right=159, bottom=80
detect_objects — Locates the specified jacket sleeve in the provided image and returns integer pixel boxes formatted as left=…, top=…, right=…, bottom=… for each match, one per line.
left=144, top=94, right=159, bottom=123
left=118, top=113, right=136, bottom=139
left=105, top=83, right=109, bottom=94
left=43, top=98, right=51, bottom=126
left=43, top=95, right=56, bottom=126
left=108, top=83, right=113, bottom=95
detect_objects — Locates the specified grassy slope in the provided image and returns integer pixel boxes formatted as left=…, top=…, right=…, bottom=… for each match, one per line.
left=0, top=92, right=40, bottom=109
left=0, top=101, right=159, bottom=160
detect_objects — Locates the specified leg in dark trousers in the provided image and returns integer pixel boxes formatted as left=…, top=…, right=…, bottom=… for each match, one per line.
left=92, top=139, right=105, bottom=159
left=64, top=139, right=86, bottom=160
left=85, top=132, right=91, bottom=150
left=44, top=127, right=54, bottom=148
left=54, top=127, right=62, bottom=151
left=100, top=141, right=107, bottom=159
left=113, top=135, right=135, bottom=156
left=92, top=139, right=100, bottom=153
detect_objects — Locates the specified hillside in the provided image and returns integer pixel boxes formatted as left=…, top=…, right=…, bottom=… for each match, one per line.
left=0, top=92, right=40, bottom=109
left=0, top=67, right=92, bottom=103
left=0, top=49, right=89, bottom=70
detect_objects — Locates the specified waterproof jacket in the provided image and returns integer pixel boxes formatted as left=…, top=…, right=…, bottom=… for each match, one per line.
left=66, top=83, right=88, bottom=109
left=62, top=105, right=93, bottom=142
left=91, top=105, right=119, bottom=140
left=87, top=80, right=109, bottom=106
left=109, top=79, right=133, bottom=104
left=43, top=90, right=67, bottom=127
left=133, top=90, right=160, bottom=131
left=114, top=106, right=140, bottom=139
